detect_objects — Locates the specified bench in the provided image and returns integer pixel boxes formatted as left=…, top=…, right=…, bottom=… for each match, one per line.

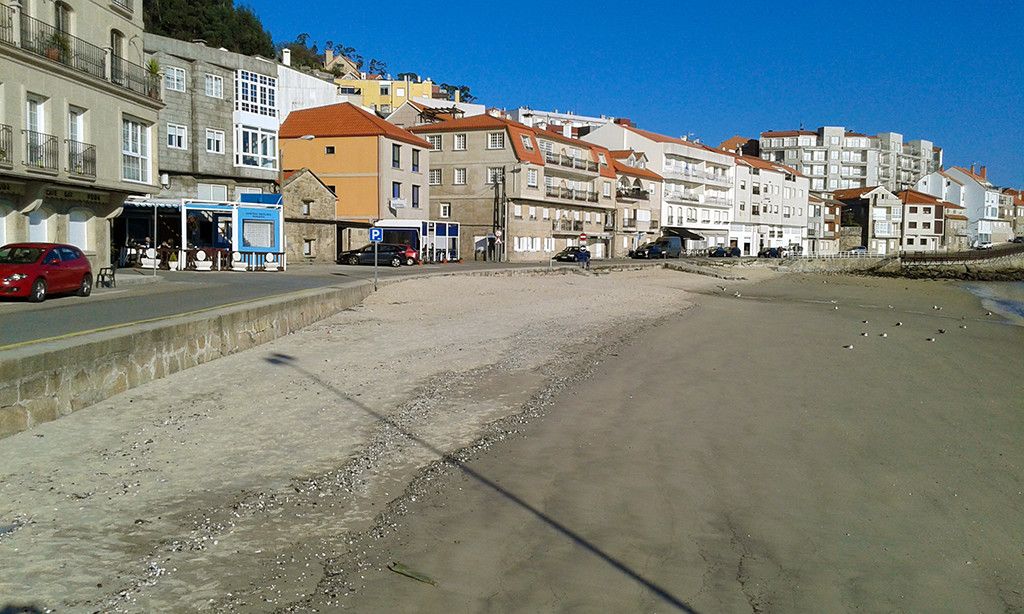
left=97, top=267, right=116, bottom=288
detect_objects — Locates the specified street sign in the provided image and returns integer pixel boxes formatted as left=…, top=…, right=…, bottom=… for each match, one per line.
left=579, top=233, right=588, bottom=242
left=495, top=229, right=503, bottom=238
left=369, top=227, right=384, bottom=243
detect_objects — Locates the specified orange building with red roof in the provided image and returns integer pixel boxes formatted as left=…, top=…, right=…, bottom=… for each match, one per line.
left=280, top=103, right=432, bottom=246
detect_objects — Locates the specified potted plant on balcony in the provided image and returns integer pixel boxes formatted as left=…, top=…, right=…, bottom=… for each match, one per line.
left=145, top=59, right=161, bottom=97
left=43, top=32, right=71, bottom=63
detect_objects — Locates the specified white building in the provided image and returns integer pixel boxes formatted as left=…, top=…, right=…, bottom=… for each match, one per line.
left=759, top=126, right=942, bottom=195
left=917, top=166, right=1012, bottom=245
left=584, top=121, right=735, bottom=248
left=277, top=63, right=357, bottom=123
left=509, top=107, right=614, bottom=139
left=726, top=155, right=811, bottom=255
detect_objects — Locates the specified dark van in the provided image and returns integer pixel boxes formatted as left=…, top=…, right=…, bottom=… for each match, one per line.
left=630, top=236, right=682, bottom=259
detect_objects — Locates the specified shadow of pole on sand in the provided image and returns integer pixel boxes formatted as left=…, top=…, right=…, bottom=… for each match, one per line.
left=263, top=351, right=699, bottom=613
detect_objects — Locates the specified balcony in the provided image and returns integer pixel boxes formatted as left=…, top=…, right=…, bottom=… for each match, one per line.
left=665, top=190, right=700, bottom=204
left=545, top=185, right=598, bottom=202
left=0, top=124, right=12, bottom=168
left=552, top=219, right=584, bottom=233
left=544, top=152, right=598, bottom=173
left=616, top=187, right=649, bottom=200
left=66, top=139, right=96, bottom=178
left=604, top=215, right=615, bottom=230
left=3, top=10, right=161, bottom=102
left=622, top=218, right=637, bottom=229
left=704, top=196, right=731, bottom=207
left=23, top=130, right=58, bottom=172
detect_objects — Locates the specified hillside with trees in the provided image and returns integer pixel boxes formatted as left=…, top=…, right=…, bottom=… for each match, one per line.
left=143, top=0, right=275, bottom=58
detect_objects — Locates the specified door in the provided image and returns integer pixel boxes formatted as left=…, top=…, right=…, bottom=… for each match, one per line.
left=41, top=249, right=69, bottom=291
left=59, top=246, right=85, bottom=289
left=26, top=96, right=45, bottom=166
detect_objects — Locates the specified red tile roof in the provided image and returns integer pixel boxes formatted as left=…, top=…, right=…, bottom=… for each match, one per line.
left=945, top=214, right=968, bottom=220
left=718, top=135, right=755, bottom=152
left=950, top=166, right=991, bottom=185
left=897, top=189, right=943, bottom=205
left=410, top=114, right=544, bottom=165
left=280, top=102, right=431, bottom=148
left=611, top=159, right=663, bottom=181
left=831, top=186, right=879, bottom=201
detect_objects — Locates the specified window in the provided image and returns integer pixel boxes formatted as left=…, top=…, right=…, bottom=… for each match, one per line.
left=906, top=238, right=914, bottom=245
left=122, top=118, right=150, bottom=183
left=392, top=182, right=401, bottom=198
left=412, top=185, right=420, bottom=209
left=527, top=168, right=538, bottom=187
left=528, top=206, right=537, bottom=219
left=830, top=136, right=840, bottom=145
left=234, top=70, right=277, bottom=117
left=165, top=67, right=186, bottom=92
left=427, top=135, right=441, bottom=151
left=603, top=182, right=611, bottom=197
left=197, top=183, right=228, bottom=201
left=513, top=204, right=523, bottom=218
left=412, top=149, right=420, bottom=172
left=908, top=221, right=917, bottom=229
left=923, top=221, right=931, bottom=229
left=429, top=169, right=442, bottom=185
left=235, top=186, right=261, bottom=200
left=301, top=201, right=311, bottom=216
left=439, top=203, right=451, bottom=218
left=520, top=135, right=534, bottom=150
left=325, top=146, right=336, bottom=155
left=204, top=74, right=223, bottom=98
left=380, top=84, right=391, bottom=96
left=542, top=208, right=549, bottom=219
left=392, top=144, right=401, bottom=169
left=487, top=132, right=505, bottom=149
left=486, top=167, right=502, bottom=184
left=302, top=239, right=314, bottom=256
left=206, top=129, right=225, bottom=154
left=234, top=125, right=277, bottom=169
left=452, top=168, right=467, bottom=185
left=167, top=123, right=187, bottom=150
left=909, top=206, right=917, bottom=214
left=454, top=134, right=467, bottom=150
left=68, top=209, right=88, bottom=250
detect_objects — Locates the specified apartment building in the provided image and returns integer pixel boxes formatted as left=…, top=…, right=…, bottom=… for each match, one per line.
left=806, top=195, right=842, bottom=255
left=759, top=126, right=942, bottom=195
left=1002, top=188, right=1024, bottom=238
left=507, top=107, right=613, bottom=138
left=409, top=114, right=617, bottom=262
left=385, top=97, right=486, bottom=129
left=609, top=150, right=661, bottom=256
left=727, top=155, right=810, bottom=255
left=917, top=166, right=1011, bottom=245
left=584, top=121, right=734, bottom=248
left=334, top=74, right=452, bottom=116
left=833, top=186, right=903, bottom=255
left=144, top=35, right=279, bottom=202
left=278, top=60, right=355, bottom=123
left=897, top=190, right=945, bottom=253
left=280, top=102, right=429, bottom=252
left=0, top=0, right=163, bottom=268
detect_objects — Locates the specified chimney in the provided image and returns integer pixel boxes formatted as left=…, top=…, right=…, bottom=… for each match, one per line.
left=324, top=48, right=333, bottom=65
left=282, top=48, right=291, bottom=66
left=980, top=165, right=987, bottom=179
left=970, top=163, right=976, bottom=174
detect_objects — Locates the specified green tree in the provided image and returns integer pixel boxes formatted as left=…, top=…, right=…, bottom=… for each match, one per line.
left=144, top=0, right=275, bottom=58
left=438, top=83, right=477, bottom=103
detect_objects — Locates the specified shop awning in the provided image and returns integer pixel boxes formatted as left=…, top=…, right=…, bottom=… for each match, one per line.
left=663, top=227, right=705, bottom=241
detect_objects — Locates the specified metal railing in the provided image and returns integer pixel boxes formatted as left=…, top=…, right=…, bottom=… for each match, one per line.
left=546, top=186, right=597, bottom=202
left=0, top=124, right=12, bottom=167
left=0, top=3, right=14, bottom=46
left=111, top=0, right=133, bottom=12
left=23, top=129, right=58, bottom=171
left=665, top=191, right=700, bottom=204
left=66, top=139, right=96, bottom=177
left=616, top=187, right=650, bottom=200
left=544, top=151, right=599, bottom=173
left=112, top=56, right=163, bottom=101
left=622, top=218, right=637, bottom=228
left=20, top=13, right=106, bottom=80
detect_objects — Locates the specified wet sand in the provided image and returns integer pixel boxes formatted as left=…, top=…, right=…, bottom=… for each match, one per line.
left=325, top=274, right=1024, bottom=613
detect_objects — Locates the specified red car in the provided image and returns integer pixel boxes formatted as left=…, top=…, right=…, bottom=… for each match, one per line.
left=0, top=243, right=93, bottom=302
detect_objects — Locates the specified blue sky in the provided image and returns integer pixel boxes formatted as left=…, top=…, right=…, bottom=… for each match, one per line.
left=250, top=0, right=1024, bottom=185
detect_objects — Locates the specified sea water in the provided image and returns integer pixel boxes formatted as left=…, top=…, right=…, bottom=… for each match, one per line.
left=963, top=282, right=1024, bottom=325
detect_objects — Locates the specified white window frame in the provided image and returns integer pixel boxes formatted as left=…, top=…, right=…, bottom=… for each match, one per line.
left=206, top=128, right=225, bottom=154
left=439, top=203, right=451, bottom=218
left=454, top=133, right=467, bottom=151
left=121, top=117, right=151, bottom=184
left=527, top=168, right=538, bottom=187
left=234, top=125, right=278, bottom=170
left=197, top=183, right=228, bottom=201
left=234, top=70, right=277, bottom=118
left=165, top=66, right=186, bottom=92
left=520, top=134, right=534, bottom=150
left=454, top=168, right=467, bottom=185
left=427, top=134, right=441, bottom=151
left=429, top=168, right=442, bottom=185
left=487, top=132, right=505, bottom=150
left=486, top=167, right=502, bottom=185
left=167, top=123, right=188, bottom=150
left=204, top=74, right=223, bottom=98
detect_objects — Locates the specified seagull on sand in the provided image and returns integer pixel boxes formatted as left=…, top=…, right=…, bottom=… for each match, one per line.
left=927, top=337, right=936, bottom=342
left=959, top=324, right=967, bottom=329
left=880, top=333, right=888, bottom=338
left=938, top=329, right=947, bottom=334
left=843, top=344, right=855, bottom=349
left=895, top=322, right=903, bottom=326
left=861, top=332, right=869, bottom=337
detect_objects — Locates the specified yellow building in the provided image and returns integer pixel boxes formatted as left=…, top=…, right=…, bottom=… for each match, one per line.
left=280, top=103, right=431, bottom=251
left=333, top=75, right=457, bottom=115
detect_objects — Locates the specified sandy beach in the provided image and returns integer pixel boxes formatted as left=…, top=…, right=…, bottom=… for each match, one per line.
left=1, top=268, right=1022, bottom=612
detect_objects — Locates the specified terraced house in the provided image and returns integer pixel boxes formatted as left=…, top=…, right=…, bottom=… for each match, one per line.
left=608, top=149, right=661, bottom=257
left=726, top=155, right=811, bottom=255
left=410, top=114, right=617, bottom=262
left=0, top=0, right=163, bottom=268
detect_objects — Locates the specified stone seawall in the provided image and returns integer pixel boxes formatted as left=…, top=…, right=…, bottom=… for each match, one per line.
left=0, top=281, right=375, bottom=439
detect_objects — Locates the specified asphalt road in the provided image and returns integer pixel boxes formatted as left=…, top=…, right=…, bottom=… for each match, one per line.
left=0, top=260, right=584, bottom=348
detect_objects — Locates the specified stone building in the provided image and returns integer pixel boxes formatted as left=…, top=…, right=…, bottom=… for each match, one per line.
left=281, top=168, right=337, bottom=263
left=1, top=0, right=163, bottom=268
left=144, top=34, right=279, bottom=202
left=833, top=186, right=903, bottom=255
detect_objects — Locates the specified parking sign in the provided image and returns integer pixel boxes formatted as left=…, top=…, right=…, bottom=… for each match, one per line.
left=369, top=227, right=383, bottom=243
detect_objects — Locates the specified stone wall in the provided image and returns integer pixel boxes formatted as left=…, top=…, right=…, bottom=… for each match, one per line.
left=0, top=282, right=374, bottom=439
left=282, top=170, right=339, bottom=263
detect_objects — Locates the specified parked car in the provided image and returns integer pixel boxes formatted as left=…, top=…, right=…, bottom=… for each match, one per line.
left=974, top=242, right=993, bottom=250
left=758, top=247, right=783, bottom=258
left=1011, top=237, right=1024, bottom=244
left=0, top=243, right=93, bottom=302
left=710, top=246, right=742, bottom=258
left=631, top=236, right=682, bottom=259
left=849, top=246, right=869, bottom=255
left=337, top=243, right=412, bottom=267
left=552, top=246, right=584, bottom=262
